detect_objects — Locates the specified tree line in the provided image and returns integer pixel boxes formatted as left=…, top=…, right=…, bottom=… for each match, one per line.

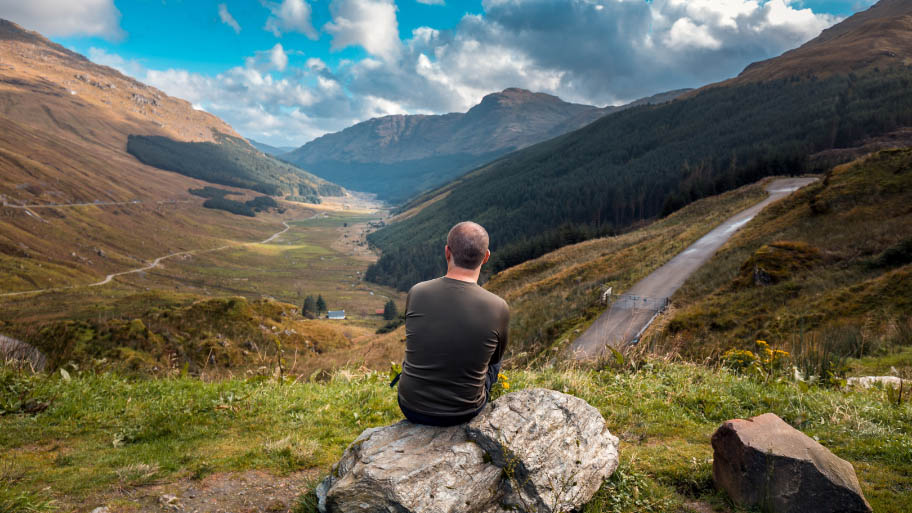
left=127, top=131, right=343, bottom=200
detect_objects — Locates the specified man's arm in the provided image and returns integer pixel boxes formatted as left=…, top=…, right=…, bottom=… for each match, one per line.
left=488, top=301, right=510, bottom=367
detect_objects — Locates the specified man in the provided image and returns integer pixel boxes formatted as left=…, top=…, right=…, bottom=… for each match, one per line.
left=396, top=221, right=510, bottom=426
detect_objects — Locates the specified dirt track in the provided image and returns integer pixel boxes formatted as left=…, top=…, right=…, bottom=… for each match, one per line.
left=569, top=177, right=818, bottom=359
left=0, top=220, right=297, bottom=298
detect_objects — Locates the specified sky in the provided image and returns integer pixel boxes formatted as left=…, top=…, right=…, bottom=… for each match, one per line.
left=0, top=0, right=879, bottom=147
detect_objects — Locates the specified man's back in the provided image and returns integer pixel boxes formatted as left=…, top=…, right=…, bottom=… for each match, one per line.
left=397, top=277, right=509, bottom=417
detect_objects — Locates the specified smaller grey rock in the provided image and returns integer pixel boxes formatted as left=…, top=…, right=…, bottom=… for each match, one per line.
left=90, top=508, right=110, bottom=513
left=712, top=412, right=871, bottom=513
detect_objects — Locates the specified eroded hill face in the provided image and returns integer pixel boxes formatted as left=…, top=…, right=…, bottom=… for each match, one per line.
left=0, top=19, right=238, bottom=144
left=0, top=20, right=317, bottom=294
left=725, top=0, right=912, bottom=84
left=0, top=19, right=248, bottom=205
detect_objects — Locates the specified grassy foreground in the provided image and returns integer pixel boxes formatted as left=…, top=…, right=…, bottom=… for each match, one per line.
left=2, top=360, right=910, bottom=512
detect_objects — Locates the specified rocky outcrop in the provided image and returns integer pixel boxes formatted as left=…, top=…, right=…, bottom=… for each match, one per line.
left=466, top=388, right=619, bottom=513
left=712, top=412, right=871, bottom=513
left=317, top=388, right=619, bottom=513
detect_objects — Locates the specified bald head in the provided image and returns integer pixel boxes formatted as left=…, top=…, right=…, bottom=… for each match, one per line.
left=446, top=221, right=489, bottom=270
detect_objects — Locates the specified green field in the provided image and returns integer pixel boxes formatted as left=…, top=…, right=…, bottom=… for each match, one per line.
left=112, top=211, right=402, bottom=321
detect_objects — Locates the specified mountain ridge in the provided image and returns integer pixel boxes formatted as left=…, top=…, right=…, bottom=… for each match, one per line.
left=723, top=0, right=912, bottom=85
left=282, top=87, right=690, bottom=201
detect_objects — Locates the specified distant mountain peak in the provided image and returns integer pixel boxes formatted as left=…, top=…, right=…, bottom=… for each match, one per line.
left=475, top=88, right=565, bottom=109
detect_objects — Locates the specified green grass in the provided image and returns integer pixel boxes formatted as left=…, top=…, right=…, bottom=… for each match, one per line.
left=3, top=360, right=910, bottom=512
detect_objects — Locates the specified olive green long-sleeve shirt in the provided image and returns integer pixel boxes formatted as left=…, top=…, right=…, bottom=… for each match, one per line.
left=397, top=277, right=509, bottom=417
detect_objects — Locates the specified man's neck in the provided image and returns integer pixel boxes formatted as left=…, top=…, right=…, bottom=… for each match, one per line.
left=445, top=265, right=480, bottom=283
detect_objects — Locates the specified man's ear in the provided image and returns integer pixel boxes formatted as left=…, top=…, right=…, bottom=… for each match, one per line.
left=445, top=245, right=452, bottom=262
left=482, top=249, right=491, bottom=265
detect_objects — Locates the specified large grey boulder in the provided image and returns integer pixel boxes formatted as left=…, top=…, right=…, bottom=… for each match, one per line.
left=711, top=412, right=871, bottom=513
left=317, top=422, right=502, bottom=513
left=317, top=388, right=619, bottom=513
left=467, top=388, right=620, bottom=513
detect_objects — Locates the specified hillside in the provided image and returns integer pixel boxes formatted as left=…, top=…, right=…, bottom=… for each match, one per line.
left=664, top=149, right=912, bottom=357
left=483, top=149, right=910, bottom=372
left=365, top=0, right=912, bottom=292
left=729, top=0, right=912, bottom=84
left=483, top=180, right=769, bottom=360
left=282, top=88, right=689, bottom=202
left=0, top=20, right=349, bottom=294
left=127, top=132, right=342, bottom=199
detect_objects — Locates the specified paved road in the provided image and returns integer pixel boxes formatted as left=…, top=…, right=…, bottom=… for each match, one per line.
left=569, top=177, right=818, bottom=360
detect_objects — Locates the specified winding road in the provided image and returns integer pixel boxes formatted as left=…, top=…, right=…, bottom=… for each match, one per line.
left=569, top=177, right=818, bottom=360
left=0, top=220, right=296, bottom=298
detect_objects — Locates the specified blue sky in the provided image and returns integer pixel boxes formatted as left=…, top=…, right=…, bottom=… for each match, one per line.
left=0, top=0, right=878, bottom=147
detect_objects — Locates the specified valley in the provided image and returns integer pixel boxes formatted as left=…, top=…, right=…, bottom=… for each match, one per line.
left=2, top=2, right=911, bottom=513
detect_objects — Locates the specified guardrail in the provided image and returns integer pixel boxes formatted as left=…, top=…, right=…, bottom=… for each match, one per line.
left=609, top=294, right=669, bottom=313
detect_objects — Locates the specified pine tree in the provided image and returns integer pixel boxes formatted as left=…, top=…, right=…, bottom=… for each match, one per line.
left=316, top=295, right=327, bottom=314
left=383, top=299, right=398, bottom=320
left=302, top=295, right=316, bottom=318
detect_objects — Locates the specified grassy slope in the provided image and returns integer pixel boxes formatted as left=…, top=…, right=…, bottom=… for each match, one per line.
left=665, top=149, right=912, bottom=356
left=1, top=362, right=909, bottom=512
left=484, top=180, right=769, bottom=360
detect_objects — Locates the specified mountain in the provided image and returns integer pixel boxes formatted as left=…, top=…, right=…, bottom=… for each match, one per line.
left=729, top=0, right=912, bottom=84
left=248, top=139, right=296, bottom=156
left=0, top=19, right=339, bottom=293
left=365, top=0, right=912, bottom=291
left=282, top=87, right=689, bottom=202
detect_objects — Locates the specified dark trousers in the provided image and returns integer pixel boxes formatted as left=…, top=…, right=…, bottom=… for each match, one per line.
left=398, top=361, right=502, bottom=427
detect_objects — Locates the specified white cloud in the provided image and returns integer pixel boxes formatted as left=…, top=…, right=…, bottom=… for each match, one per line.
left=666, top=18, right=722, bottom=50
left=0, top=0, right=124, bottom=40
left=416, top=0, right=445, bottom=4
left=264, top=0, right=319, bottom=39
left=218, top=3, right=242, bottom=34
left=269, top=43, right=289, bottom=71
left=324, top=0, right=402, bottom=61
